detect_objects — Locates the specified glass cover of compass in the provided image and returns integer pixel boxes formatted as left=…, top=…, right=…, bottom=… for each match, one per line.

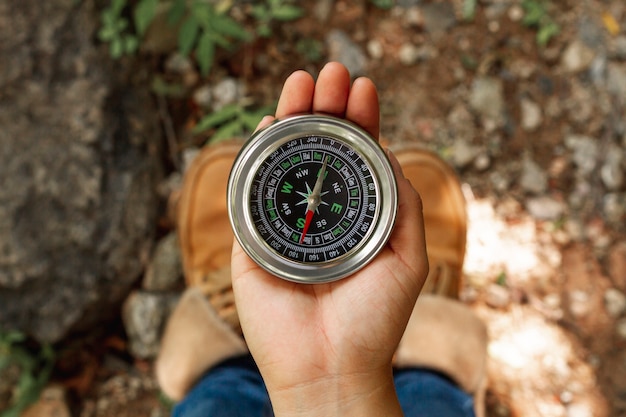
left=227, top=114, right=397, bottom=283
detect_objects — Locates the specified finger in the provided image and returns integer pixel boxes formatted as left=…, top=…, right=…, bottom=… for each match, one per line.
left=387, top=150, right=429, bottom=281
left=312, top=62, right=351, bottom=117
left=254, top=115, right=275, bottom=132
left=346, top=77, right=380, bottom=140
left=275, top=70, right=315, bottom=118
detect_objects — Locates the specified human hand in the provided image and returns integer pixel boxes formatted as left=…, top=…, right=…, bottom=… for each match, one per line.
left=231, top=62, right=428, bottom=417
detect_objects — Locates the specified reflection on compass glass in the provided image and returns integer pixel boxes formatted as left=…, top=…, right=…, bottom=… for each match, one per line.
left=250, top=135, right=377, bottom=264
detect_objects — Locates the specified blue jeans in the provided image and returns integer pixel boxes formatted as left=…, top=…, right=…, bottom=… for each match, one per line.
left=173, top=355, right=475, bottom=417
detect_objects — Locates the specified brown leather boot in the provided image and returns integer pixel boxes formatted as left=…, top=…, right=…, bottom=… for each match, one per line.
left=156, top=287, right=247, bottom=401
left=393, top=145, right=488, bottom=417
left=394, top=145, right=467, bottom=298
left=177, top=142, right=243, bottom=332
left=156, top=142, right=246, bottom=401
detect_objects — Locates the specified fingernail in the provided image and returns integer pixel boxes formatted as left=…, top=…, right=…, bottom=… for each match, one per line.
left=386, top=148, right=405, bottom=179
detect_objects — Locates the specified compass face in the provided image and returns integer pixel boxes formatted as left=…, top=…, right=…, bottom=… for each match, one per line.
left=228, top=115, right=397, bottom=283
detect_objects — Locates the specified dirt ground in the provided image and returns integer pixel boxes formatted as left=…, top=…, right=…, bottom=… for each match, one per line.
left=26, top=1, right=626, bottom=416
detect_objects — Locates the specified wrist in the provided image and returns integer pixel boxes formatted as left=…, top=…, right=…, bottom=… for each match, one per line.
left=265, top=366, right=403, bottom=417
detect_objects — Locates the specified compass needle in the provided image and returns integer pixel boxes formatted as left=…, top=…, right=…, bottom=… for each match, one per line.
left=300, top=157, right=328, bottom=243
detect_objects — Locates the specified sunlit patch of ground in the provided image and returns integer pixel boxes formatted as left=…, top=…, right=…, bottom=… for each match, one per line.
left=462, top=193, right=609, bottom=417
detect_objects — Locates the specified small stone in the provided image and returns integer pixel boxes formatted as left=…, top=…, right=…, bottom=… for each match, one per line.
left=612, top=36, right=626, bottom=59
left=326, top=30, right=368, bottom=77
left=474, top=153, right=491, bottom=171
left=398, top=43, right=437, bottom=65
left=211, top=78, right=244, bottom=111
left=604, top=288, right=626, bottom=318
left=617, top=318, right=626, bottom=339
left=604, top=193, right=625, bottom=224
left=520, top=156, right=547, bottom=194
left=520, top=98, right=543, bottom=131
left=165, top=53, right=194, bottom=75
left=607, top=64, right=626, bottom=99
left=367, top=39, right=384, bottom=60
left=21, top=385, right=71, bottom=417
left=508, top=5, right=524, bottom=21
left=469, top=76, right=505, bottom=124
left=142, top=232, right=183, bottom=292
left=569, top=290, right=591, bottom=318
left=526, top=196, right=566, bottom=221
left=561, top=39, right=596, bottom=73
left=452, top=140, right=479, bottom=168
left=421, top=2, right=457, bottom=34
left=122, top=291, right=179, bottom=359
left=182, top=147, right=200, bottom=173
left=565, top=135, right=598, bottom=177
left=601, top=145, right=624, bottom=190
left=486, top=284, right=511, bottom=309
left=192, top=85, right=212, bottom=109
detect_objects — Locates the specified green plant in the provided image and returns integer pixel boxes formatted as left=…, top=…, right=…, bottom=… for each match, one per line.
left=193, top=102, right=277, bottom=143
left=295, top=38, right=324, bottom=62
left=369, top=0, right=393, bottom=10
left=97, top=0, right=140, bottom=58
left=172, top=0, right=251, bottom=75
left=250, top=0, right=304, bottom=38
left=521, top=0, right=560, bottom=46
left=0, top=330, right=55, bottom=417
left=462, top=0, right=477, bottom=21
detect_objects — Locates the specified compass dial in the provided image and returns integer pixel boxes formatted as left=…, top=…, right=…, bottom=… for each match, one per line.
left=228, top=115, right=397, bottom=283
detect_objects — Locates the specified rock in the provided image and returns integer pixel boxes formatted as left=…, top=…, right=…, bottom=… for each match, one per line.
left=0, top=0, right=160, bottom=343
left=486, top=284, right=511, bottom=309
left=451, top=140, right=480, bottom=168
left=192, top=85, right=212, bottom=109
left=565, top=135, right=599, bottom=178
left=520, top=156, right=548, bottom=194
left=603, top=193, right=625, bottom=225
left=398, top=43, right=438, bottom=65
left=314, top=0, right=334, bottom=22
left=520, top=97, right=543, bottom=131
left=601, top=144, right=624, bottom=190
left=617, top=318, right=626, bottom=340
left=607, top=63, right=626, bottom=98
left=604, top=288, right=626, bottom=318
left=122, top=291, right=178, bottom=359
left=165, top=53, right=194, bottom=75
left=211, top=78, right=245, bottom=112
left=612, top=35, right=626, bottom=59
left=561, top=39, right=596, bottom=73
left=569, top=290, right=592, bottom=318
left=20, top=385, right=70, bottom=417
left=326, top=30, right=368, bottom=77
left=367, top=39, right=384, bottom=60
left=421, top=2, right=457, bottom=35
left=469, top=76, right=505, bottom=125
left=142, top=232, right=183, bottom=292
left=526, top=196, right=566, bottom=221
left=609, top=242, right=626, bottom=291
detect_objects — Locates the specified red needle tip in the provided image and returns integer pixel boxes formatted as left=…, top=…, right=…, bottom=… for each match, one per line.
left=300, top=210, right=314, bottom=243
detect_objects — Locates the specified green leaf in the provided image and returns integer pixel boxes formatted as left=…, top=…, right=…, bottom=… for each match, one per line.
left=196, top=31, right=216, bottom=75
left=111, top=0, right=127, bottom=15
left=272, top=5, right=304, bottom=21
left=167, top=0, right=187, bottom=25
left=212, top=15, right=251, bottom=41
left=110, top=38, right=124, bottom=58
left=178, top=16, right=200, bottom=56
left=134, top=0, right=159, bottom=36
left=210, top=120, right=244, bottom=143
left=250, top=4, right=268, bottom=20
left=537, top=21, right=559, bottom=46
left=124, top=35, right=139, bottom=54
left=462, top=0, right=477, bottom=21
left=193, top=104, right=240, bottom=133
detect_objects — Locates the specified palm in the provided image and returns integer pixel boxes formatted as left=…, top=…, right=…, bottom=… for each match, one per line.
left=231, top=63, right=428, bottom=392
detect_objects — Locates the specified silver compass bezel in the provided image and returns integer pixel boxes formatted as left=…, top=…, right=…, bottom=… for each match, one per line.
left=227, top=114, right=397, bottom=283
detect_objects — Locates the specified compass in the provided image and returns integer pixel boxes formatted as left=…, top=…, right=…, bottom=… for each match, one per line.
left=227, top=114, right=397, bottom=283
